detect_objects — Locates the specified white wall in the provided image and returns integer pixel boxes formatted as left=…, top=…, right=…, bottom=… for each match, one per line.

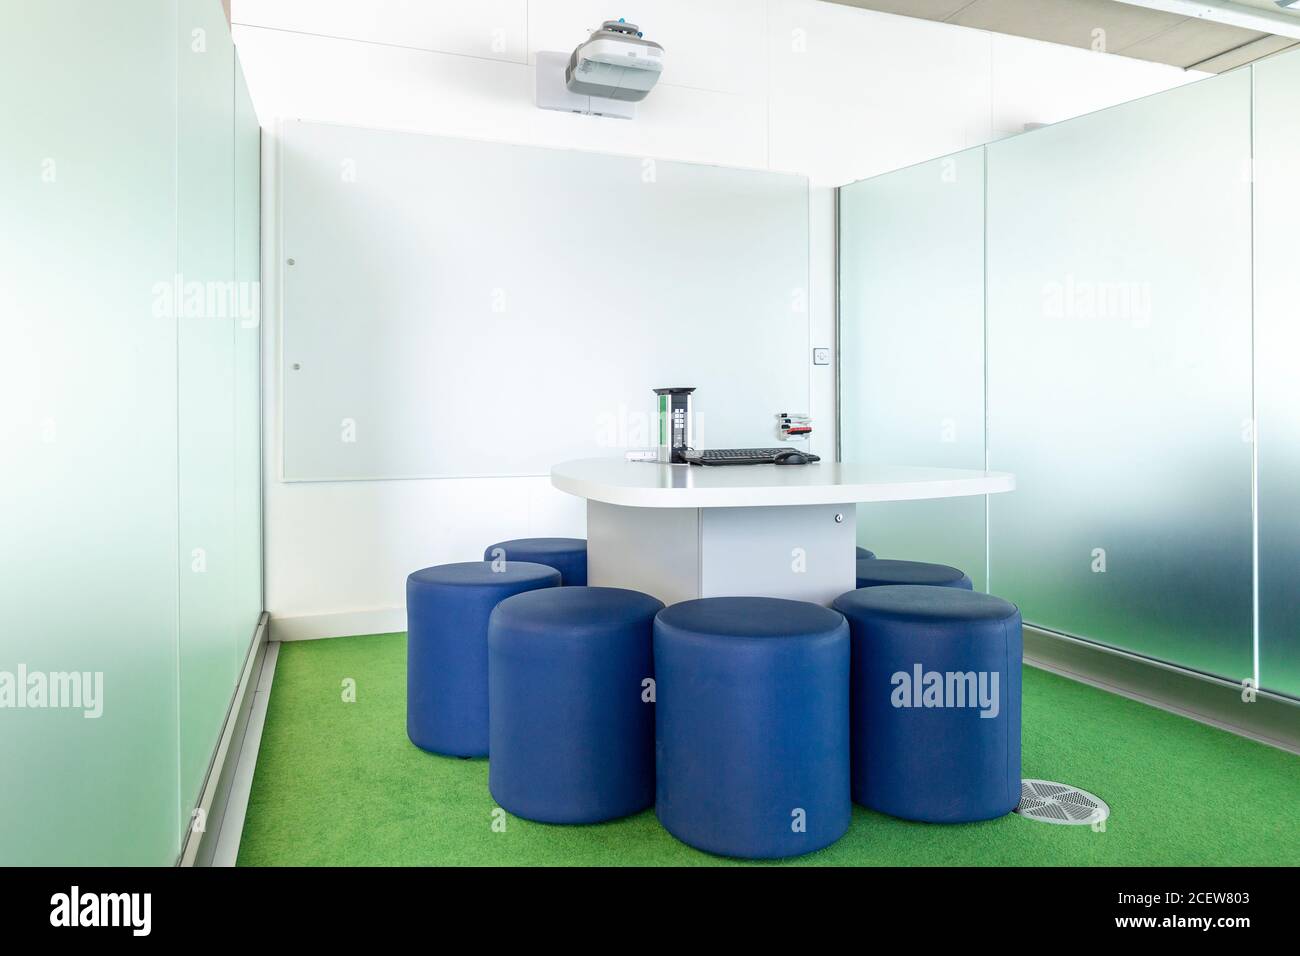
left=231, top=0, right=1201, bottom=638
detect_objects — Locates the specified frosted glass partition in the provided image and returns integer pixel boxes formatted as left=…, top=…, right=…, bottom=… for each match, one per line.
left=839, top=149, right=987, bottom=585
left=838, top=59, right=1300, bottom=694
left=1254, top=52, right=1300, bottom=698
left=0, top=0, right=182, bottom=867
left=178, top=0, right=240, bottom=814
left=279, top=121, right=810, bottom=480
left=0, top=0, right=262, bottom=864
left=234, top=59, right=264, bottom=659
left=985, top=72, right=1254, bottom=681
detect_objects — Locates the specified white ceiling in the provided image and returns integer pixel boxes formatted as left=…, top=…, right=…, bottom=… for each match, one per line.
left=826, top=0, right=1300, bottom=71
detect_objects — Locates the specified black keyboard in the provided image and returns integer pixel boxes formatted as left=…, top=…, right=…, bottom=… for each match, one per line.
left=686, top=448, right=821, bottom=465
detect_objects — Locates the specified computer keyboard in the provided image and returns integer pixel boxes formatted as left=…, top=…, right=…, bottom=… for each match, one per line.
left=686, top=448, right=821, bottom=465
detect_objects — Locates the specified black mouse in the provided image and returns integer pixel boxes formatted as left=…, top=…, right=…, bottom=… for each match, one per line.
left=773, top=450, right=811, bottom=465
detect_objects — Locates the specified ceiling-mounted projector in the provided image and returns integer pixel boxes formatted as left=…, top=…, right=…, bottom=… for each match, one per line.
left=536, top=19, right=663, bottom=119
left=566, top=19, right=663, bottom=102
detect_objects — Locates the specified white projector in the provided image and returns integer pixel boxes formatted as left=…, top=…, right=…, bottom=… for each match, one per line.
left=565, top=19, right=664, bottom=102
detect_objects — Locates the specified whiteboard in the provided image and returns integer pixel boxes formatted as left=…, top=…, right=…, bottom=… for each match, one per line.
left=280, top=121, right=810, bottom=480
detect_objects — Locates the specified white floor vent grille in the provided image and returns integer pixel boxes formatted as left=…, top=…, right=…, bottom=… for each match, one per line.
left=1014, top=779, right=1110, bottom=826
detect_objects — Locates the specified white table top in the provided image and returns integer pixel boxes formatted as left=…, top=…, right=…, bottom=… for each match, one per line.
left=551, top=458, right=1015, bottom=509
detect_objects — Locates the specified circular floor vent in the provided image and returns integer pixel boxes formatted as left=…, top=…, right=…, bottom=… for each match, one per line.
left=1014, top=779, right=1109, bottom=826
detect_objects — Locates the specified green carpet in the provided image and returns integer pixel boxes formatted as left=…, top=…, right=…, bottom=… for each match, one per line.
left=237, top=632, right=1300, bottom=866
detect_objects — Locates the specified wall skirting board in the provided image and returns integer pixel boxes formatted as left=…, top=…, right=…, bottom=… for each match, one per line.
left=270, top=607, right=406, bottom=641
left=1024, top=626, right=1300, bottom=756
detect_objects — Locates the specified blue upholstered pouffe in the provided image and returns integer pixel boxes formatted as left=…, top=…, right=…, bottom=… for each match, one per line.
left=488, top=586, right=664, bottom=823
left=856, top=546, right=876, bottom=560
left=406, top=561, right=560, bottom=757
left=654, top=597, right=851, bottom=859
left=832, top=584, right=1022, bottom=823
left=483, top=537, right=587, bottom=586
left=855, top=557, right=972, bottom=590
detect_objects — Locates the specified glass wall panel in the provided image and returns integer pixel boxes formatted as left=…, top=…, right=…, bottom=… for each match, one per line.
left=839, top=149, right=987, bottom=586
left=0, top=1, right=181, bottom=865
left=177, top=0, right=239, bottom=815
left=234, top=59, right=263, bottom=663
left=985, top=72, right=1254, bottom=680
left=1, top=0, right=261, bottom=864
left=1253, top=49, right=1300, bottom=699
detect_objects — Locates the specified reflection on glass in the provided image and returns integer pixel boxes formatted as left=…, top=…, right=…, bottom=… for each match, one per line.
left=840, top=148, right=987, bottom=587
left=986, top=71, right=1253, bottom=680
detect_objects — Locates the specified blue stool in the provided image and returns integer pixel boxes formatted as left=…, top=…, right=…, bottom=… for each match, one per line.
left=855, top=557, right=971, bottom=590
left=832, top=584, right=1022, bottom=822
left=654, top=597, right=851, bottom=859
left=856, top=546, right=876, bottom=560
left=483, top=537, right=587, bottom=586
left=488, top=586, right=663, bottom=823
left=406, top=561, right=560, bottom=757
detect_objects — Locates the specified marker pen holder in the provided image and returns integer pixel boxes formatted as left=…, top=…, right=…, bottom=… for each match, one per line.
left=654, top=387, right=695, bottom=464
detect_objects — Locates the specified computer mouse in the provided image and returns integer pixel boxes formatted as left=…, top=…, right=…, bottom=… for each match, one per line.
left=773, top=450, right=811, bottom=465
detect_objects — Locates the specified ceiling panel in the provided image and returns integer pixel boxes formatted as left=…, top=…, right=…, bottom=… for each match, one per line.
left=825, top=0, right=1297, bottom=72
left=1168, top=33, right=1299, bottom=72
left=1119, top=17, right=1267, bottom=67
left=950, top=0, right=1184, bottom=51
left=830, top=0, right=978, bottom=17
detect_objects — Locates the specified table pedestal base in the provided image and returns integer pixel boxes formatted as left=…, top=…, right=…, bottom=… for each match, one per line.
left=587, top=500, right=857, bottom=607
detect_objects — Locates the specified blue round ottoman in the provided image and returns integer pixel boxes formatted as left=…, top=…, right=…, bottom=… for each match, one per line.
left=406, top=561, right=560, bottom=757
left=654, top=597, right=851, bottom=859
left=855, top=557, right=972, bottom=590
left=488, top=586, right=663, bottom=823
left=856, top=546, right=876, bottom=560
left=483, top=537, right=587, bottom=586
left=832, top=584, right=1022, bottom=823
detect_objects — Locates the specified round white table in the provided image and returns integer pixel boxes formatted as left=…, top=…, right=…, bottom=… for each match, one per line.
left=551, top=458, right=1014, bottom=605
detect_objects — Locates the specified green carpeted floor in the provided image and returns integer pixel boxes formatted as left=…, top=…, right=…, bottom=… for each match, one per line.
left=237, top=632, right=1300, bottom=866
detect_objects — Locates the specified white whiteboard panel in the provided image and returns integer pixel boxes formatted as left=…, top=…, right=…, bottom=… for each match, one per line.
left=280, top=121, right=809, bottom=480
